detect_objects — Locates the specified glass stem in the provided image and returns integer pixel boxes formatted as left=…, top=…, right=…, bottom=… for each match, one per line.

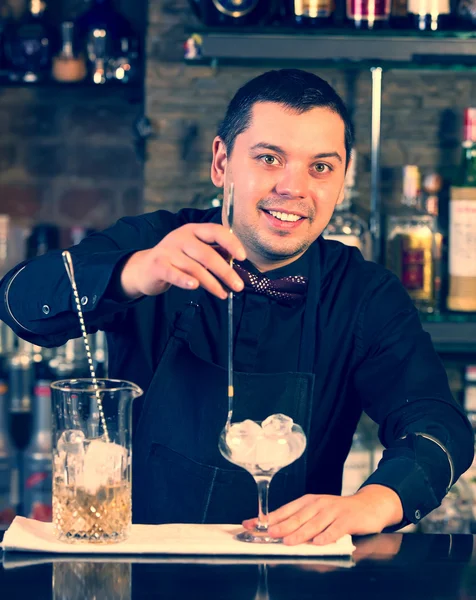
left=255, top=477, right=271, bottom=531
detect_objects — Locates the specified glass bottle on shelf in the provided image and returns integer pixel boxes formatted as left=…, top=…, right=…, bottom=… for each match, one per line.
left=386, top=165, right=437, bottom=314
left=3, top=0, right=56, bottom=83
left=460, top=366, right=476, bottom=532
left=22, top=376, right=53, bottom=521
left=323, top=150, right=371, bottom=260
left=52, top=21, right=86, bottom=83
left=390, top=0, right=410, bottom=27
left=74, top=0, right=136, bottom=84
left=447, top=108, right=476, bottom=313
left=0, top=357, right=20, bottom=528
left=7, top=341, right=34, bottom=452
left=25, top=223, right=60, bottom=259
left=457, top=0, right=476, bottom=28
left=407, top=0, right=452, bottom=31
left=346, top=0, right=392, bottom=28
left=422, top=172, right=445, bottom=315
left=292, top=0, right=335, bottom=25
left=107, top=35, right=141, bottom=84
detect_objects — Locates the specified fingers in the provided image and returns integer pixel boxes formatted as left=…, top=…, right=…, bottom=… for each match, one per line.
left=282, top=511, right=337, bottom=546
left=169, top=252, right=231, bottom=300
left=266, top=495, right=317, bottom=526
left=268, top=500, right=324, bottom=540
left=312, top=519, right=348, bottom=546
left=194, top=223, right=246, bottom=262
left=242, top=495, right=317, bottom=533
left=181, top=238, right=244, bottom=297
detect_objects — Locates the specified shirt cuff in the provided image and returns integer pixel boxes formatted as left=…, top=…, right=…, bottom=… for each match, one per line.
left=6, top=249, right=138, bottom=331
left=360, top=455, right=439, bottom=529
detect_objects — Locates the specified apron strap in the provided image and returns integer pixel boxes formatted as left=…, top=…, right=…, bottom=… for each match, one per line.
left=298, top=241, right=321, bottom=374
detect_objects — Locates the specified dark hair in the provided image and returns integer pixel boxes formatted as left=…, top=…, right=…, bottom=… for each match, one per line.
left=218, top=69, right=354, bottom=169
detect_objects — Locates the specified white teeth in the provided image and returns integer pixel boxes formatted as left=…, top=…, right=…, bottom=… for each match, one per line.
left=268, top=210, right=302, bottom=222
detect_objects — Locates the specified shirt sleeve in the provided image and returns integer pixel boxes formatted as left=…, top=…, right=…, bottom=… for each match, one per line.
left=352, top=270, right=474, bottom=528
left=0, top=215, right=163, bottom=348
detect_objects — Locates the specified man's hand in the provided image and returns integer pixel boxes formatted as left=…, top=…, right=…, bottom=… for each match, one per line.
left=242, top=485, right=404, bottom=546
left=120, top=223, right=246, bottom=300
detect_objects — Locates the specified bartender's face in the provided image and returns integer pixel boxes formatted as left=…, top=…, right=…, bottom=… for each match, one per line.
left=211, top=102, right=347, bottom=271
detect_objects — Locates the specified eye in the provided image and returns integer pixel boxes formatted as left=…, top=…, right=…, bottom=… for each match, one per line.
left=259, top=155, right=278, bottom=166
left=314, top=163, right=332, bottom=173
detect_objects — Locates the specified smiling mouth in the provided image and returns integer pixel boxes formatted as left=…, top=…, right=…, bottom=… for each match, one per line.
left=262, top=209, right=305, bottom=223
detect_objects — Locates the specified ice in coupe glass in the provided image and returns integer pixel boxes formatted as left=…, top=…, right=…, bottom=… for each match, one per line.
left=51, top=379, right=142, bottom=543
left=219, top=414, right=307, bottom=543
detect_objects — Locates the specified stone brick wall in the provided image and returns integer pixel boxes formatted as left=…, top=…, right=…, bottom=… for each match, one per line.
left=145, top=0, right=476, bottom=217
left=0, top=0, right=145, bottom=233
left=0, top=87, right=144, bottom=229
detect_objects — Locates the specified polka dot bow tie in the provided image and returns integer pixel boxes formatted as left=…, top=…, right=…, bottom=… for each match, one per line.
left=213, top=245, right=308, bottom=306
left=233, top=262, right=308, bottom=307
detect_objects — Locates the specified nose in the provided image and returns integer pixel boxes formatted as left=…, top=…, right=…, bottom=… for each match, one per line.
left=274, top=164, right=309, bottom=200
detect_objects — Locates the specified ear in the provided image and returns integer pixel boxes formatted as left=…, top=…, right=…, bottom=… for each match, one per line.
left=211, top=136, right=227, bottom=187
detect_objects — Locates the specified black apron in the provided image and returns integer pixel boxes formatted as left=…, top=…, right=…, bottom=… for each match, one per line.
left=132, top=258, right=320, bottom=525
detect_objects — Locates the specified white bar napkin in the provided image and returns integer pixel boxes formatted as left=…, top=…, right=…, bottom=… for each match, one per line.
left=2, top=517, right=355, bottom=557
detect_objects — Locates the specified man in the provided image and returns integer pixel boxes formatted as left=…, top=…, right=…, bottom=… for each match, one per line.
left=0, top=69, right=473, bottom=545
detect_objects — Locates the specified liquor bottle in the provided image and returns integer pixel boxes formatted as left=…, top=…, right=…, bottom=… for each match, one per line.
left=188, top=0, right=279, bottom=26
left=8, top=341, right=34, bottom=451
left=390, top=0, right=410, bottom=27
left=292, top=0, right=334, bottom=25
left=341, top=427, right=371, bottom=497
left=0, top=359, right=20, bottom=527
left=107, top=35, right=141, bottom=84
left=22, top=377, right=53, bottom=521
left=346, top=0, right=392, bottom=28
left=447, top=108, right=476, bottom=313
left=25, top=223, right=60, bottom=259
left=92, top=331, right=108, bottom=378
left=3, top=0, right=56, bottom=83
left=457, top=0, right=476, bottom=28
left=74, top=0, right=136, bottom=84
left=453, top=367, right=476, bottom=533
left=49, top=339, right=90, bottom=380
left=407, top=0, right=452, bottom=31
left=0, top=1, right=14, bottom=70
left=422, top=172, right=445, bottom=314
left=386, top=165, right=437, bottom=314
left=323, top=151, right=371, bottom=260
left=52, top=21, right=87, bottom=83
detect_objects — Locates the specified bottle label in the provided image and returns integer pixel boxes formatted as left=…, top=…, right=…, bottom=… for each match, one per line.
left=465, top=386, right=476, bottom=412
left=402, top=249, right=425, bottom=289
left=449, top=198, right=476, bottom=277
left=347, top=0, right=390, bottom=19
left=0, top=458, right=18, bottom=525
left=23, top=456, right=52, bottom=521
left=408, top=0, right=450, bottom=14
left=294, top=0, right=333, bottom=17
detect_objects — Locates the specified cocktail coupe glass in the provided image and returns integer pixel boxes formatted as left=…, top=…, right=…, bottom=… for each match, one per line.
left=51, top=378, right=142, bottom=544
left=218, top=415, right=306, bottom=543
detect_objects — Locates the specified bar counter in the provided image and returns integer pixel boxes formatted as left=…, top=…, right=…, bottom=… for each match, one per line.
left=1, top=532, right=475, bottom=599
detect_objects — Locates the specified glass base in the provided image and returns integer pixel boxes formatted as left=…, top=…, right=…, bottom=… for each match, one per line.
left=235, top=529, right=283, bottom=544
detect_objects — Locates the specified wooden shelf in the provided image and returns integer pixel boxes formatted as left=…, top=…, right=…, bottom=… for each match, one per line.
left=186, top=29, right=476, bottom=68
left=422, top=319, right=476, bottom=353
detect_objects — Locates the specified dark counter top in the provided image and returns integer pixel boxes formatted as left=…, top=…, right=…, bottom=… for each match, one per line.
left=1, top=533, right=475, bottom=599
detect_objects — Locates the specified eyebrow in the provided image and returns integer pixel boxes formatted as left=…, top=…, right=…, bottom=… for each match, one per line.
left=249, top=143, right=343, bottom=164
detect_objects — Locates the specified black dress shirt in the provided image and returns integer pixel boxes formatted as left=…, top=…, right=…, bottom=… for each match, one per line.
left=0, top=206, right=473, bottom=529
